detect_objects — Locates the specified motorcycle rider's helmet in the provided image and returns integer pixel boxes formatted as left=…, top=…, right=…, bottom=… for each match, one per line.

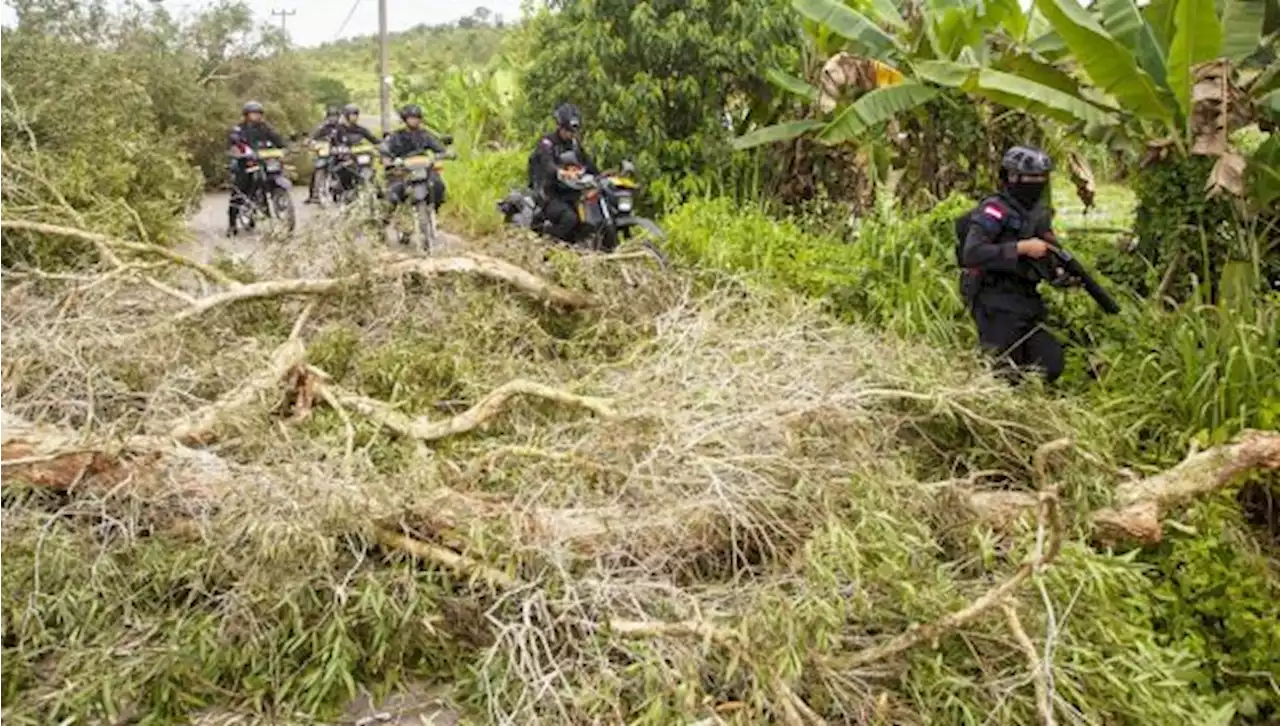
left=342, top=103, right=360, bottom=119
left=325, top=105, right=340, bottom=119
left=399, top=104, right=424, bottom=120
left=242, top=100, right=265, bottom=115
left=553, top=103, right=582, bottom=132
left=999, top=145, right=1052, bottom=208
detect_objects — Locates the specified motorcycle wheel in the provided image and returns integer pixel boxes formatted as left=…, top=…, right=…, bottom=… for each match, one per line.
left=270, top=187, right=296, bottom=235
left=597, top=225, right=619, bottom=253
left=619, top=220, right=669, bottom=269
left=415, top=201, right=437, bottom=253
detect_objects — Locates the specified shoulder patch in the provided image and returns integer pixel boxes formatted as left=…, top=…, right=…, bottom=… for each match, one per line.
left=540, top=138, right=553, bottom=148
left=980, top=204, right=1005, bottom=220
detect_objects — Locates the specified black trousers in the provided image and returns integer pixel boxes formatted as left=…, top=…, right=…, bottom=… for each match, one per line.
left=228, top=169, right=255, bottom=229
left=541, top=196, right=578, bottom=242
left=970, top=297, right=1064, bottom=383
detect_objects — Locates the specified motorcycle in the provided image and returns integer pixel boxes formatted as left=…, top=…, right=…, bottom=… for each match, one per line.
left=331, top=141, right=380, bottom=211
left=497, top=158, right=667, bottom=266
left=386, top=137, right=455, bottom=252
left=233, top=146, right=295, bottom=236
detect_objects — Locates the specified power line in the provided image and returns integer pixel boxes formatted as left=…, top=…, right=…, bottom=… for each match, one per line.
left=332, top=0, right=362, bottom=40
left=271, top=8, right=297, bottom=36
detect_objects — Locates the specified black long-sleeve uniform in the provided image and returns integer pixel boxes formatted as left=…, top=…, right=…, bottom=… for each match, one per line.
left=958, top=193, right=1063, bottom=382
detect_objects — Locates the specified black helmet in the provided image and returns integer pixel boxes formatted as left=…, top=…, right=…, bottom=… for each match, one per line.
left=553, top=103, right=582, bottom=131
left=1001, top=146, right=1053, bottom=176
left=243, top=100, right=265, bottom=115
left=325, top=105, right=340, bottom=117
left=342, top=103, right=360, bottom=117
left=399, top=104, right=424, bottom=120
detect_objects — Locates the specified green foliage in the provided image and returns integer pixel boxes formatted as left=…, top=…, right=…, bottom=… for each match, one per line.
left=0, top=517, right=460, bottom=722
left=298, top=21, right=508, bottom=117
left=439, top=149, right=526, bottom=237
left=1, top=0, right=317, bottom=264
left=1143, top=494, right=1280, bottom=721
left=1126, top=155, right=1248, bottom=300
left=515, top=0, right=802, bottom=208
left=663, top=195, right=973, bottom=342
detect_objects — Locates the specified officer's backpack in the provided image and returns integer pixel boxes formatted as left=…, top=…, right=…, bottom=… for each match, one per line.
left=953, top=210, right=975, bottom=268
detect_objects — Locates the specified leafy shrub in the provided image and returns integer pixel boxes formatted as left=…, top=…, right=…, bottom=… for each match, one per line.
left=513, top=0, right=801, bottom=209
left=663, top=195, right=973, bottom=342
left=1142, top=495, right=1280, bottom=722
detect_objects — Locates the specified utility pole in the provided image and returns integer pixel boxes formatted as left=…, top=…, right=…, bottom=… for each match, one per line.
left=378, top=0, right=391, bottom=135
left=270, top=8, right=297, bottom=37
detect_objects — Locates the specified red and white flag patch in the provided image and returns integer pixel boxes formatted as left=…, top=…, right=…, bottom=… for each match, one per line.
left=981, top=204, right=1005, bottom=220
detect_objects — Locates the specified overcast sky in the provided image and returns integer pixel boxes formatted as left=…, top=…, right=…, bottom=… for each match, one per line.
left=1, top=0, right=528, bottom=47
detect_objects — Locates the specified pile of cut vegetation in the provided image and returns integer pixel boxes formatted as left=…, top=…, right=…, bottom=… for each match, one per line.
left=2, top=217, right=1274, bottom=725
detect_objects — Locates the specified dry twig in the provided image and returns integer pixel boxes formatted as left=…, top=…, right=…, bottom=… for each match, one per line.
left=315, top=377, right=616, bottom=443
left=1003, top=603, right=1056, bottom=726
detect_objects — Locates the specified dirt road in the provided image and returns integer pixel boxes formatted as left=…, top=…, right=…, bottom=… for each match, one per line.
left=179, top=189, right=463, bottom=273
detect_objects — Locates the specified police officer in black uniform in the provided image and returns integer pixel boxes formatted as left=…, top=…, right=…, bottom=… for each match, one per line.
left=309, top=105, right=343, bottom=143
left=528, top=103, right=599, bottom=243
left=333, top=103, right=381, bottom=146
left=958, top=146, right=1063, bottom=383
left=227, top=100, right=287, bottom=236
left=379, top=104, right=451, bottom=226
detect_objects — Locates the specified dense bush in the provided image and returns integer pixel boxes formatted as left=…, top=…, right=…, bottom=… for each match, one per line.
left=1, top=0, right=316, bottom=264
left=514, top=0, right=802, bottom=208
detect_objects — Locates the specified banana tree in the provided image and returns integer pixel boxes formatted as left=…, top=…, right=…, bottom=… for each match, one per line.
left=972, top=0, right=1278, bottom=204
left=733, top=0, right=1086, bottom=207
left=734, top=0, right=1100, bottom=151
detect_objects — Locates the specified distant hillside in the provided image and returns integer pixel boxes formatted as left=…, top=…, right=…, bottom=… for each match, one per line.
left=298, top=17, right=509, bottom=113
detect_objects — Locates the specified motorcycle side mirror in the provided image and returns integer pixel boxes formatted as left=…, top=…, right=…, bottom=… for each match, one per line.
left=441, top=134, right=454, bottom=146
left=620, top=160, right=636, bottom=174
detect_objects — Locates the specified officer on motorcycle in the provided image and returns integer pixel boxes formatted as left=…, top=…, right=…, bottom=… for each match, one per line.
left=305, top=105, right=342, bottom=204
left=957, top=145, right=1063, bottom=383
left=529, top=103, right=599, bottom=243
left=227, top=100, right=287, bottom=236
left=333, top=103, right=380, bottom=146
left=379, top=103, right=452, bottom=227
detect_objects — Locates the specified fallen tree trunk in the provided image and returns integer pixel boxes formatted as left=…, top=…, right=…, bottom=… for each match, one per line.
left=174, top=255, right=591, bottom=321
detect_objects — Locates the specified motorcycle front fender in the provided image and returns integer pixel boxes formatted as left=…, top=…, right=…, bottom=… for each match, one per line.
left=411, top=180, right=432, bottom=202
left=613, top=215, right=665, bottom=239
left=273, top=175, right=293, bottom=190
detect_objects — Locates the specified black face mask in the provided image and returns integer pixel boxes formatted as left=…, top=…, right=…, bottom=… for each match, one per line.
left=1007, top=181, right=1046, bottom=208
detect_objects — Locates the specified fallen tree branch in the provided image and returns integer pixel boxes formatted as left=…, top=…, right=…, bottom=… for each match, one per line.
left=163, top=338, right=307, bottom=445
left=1, top=219, right=241, bottom=288
left=1092, top=430, right=1280, bottom=544
left=375, top=525, right=518, bottom=589
left=842, top=486, right=1061, bottom=669
left=1003, top=603, right=1056, bottom=726
left=957, top=432, right=1280, bottom=544
left=317, top=377, right=616, bottom=443
left=173, top=254, right=592, bottom=321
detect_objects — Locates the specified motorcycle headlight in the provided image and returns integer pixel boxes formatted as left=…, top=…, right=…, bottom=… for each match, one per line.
left=265, top=159, right=283, bottom=172
left=617, top=197, right=633, bottom=213
left=356, top=154, right=371, bottom=165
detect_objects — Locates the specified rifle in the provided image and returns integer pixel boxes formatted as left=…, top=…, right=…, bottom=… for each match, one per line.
left=1034, top=242, right=1121, bottom=315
